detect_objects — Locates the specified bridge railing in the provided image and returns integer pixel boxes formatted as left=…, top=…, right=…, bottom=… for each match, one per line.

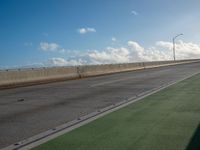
left=0, top=59, right=199, bottom=89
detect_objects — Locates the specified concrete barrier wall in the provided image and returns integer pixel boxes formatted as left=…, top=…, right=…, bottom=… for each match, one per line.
left=79, top=59, right=200, bottom=78
left=79, top=62, right=145, bottom=77
left=0, top=59, right=200, bottom=89
left=0, top=66, right=79, bottom=88
left=144, top=59, right=200, bottom=69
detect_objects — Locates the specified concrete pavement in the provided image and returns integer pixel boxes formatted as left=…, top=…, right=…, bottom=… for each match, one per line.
left=1, top=62, right=200, bottom=148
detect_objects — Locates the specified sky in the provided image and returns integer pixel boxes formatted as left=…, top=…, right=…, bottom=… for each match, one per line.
left=1, top=0, right=200, bottom=68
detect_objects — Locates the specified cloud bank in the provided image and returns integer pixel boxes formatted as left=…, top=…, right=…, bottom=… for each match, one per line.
left=46, top=58, right=83, bottom=66
left=44, top=40, right=200, bottom=66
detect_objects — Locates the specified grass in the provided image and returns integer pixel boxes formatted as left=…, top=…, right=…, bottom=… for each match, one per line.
left=33, top=74, right=200, bottom=150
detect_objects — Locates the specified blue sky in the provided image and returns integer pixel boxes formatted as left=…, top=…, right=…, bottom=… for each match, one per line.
left=1, top=0, right=200, bottom=68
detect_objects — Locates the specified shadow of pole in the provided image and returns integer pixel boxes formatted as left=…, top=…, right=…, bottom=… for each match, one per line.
left=186, top=123, right=200, bottom=150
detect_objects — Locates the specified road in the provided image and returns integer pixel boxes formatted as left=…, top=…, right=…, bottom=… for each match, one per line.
left=1, top=62, right=200, bottom=148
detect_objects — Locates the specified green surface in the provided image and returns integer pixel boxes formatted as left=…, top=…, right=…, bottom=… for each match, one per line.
left=33, top=74, right=200, bottom=150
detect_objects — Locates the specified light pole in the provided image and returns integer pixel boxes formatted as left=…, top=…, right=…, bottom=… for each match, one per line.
left=173, top=33, right=183, bottom=61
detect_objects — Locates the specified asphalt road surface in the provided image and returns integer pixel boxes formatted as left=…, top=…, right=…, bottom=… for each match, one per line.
left=1, top=62, right=200, bottom=149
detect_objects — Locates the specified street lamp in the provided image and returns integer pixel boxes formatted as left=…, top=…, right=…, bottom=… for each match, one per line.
left=173, top=33, right=183, bottom=61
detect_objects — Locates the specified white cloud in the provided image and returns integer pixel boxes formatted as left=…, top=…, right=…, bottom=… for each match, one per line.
left=156, top=40, right=200, bottom=59
left=40, top=42, right=60, bottom=51
left=131, top=10, right=139, bottom=16
left=86, top=41, right=170, bottom=64
left=40, top=42, right=65, bottom=53
left=77, top=27, right=96, bottom=34
left=88, top=47, right=130, bottom=64
left=46, top=58, right=83, bottom=66
left=111, top=37, right=117, bottom=42
left=156, top=41, right=172, bottom=49
left=44, top=40, right=200, bottom=67
left=78, top=28, right=87, bottom=34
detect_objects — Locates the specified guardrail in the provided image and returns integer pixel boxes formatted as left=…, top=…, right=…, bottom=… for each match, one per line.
left=0, top=59, right=200, bottom=89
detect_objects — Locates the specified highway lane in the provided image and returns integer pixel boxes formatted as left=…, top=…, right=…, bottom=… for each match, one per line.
left=1, top=62, right=200, bottom=148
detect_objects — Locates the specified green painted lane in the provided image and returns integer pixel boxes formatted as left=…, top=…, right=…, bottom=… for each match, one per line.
left=33, top=74, right=200, bottom=150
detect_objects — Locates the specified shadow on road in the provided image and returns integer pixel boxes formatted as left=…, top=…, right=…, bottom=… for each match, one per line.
left=186, top=123, right=200, bottom=150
